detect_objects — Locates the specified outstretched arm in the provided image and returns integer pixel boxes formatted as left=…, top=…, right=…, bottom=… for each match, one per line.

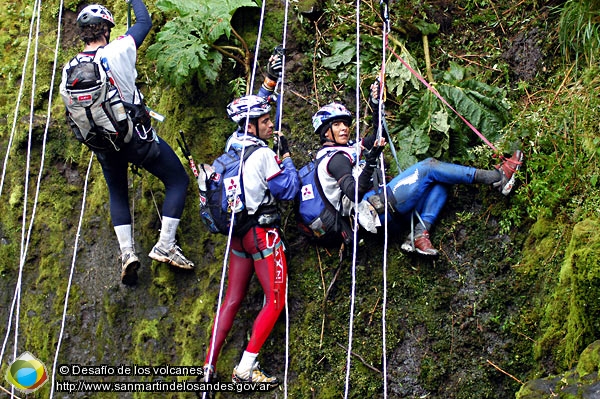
left=125, top=0, right=152, bottom=48
left=369, top=78, right=390, bottom=140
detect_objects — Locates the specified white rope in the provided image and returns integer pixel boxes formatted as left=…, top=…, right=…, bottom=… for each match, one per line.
left=343, top=0, right=362, bottom=396
left=49, top=153, right=95, bottom=399
left=379, top=4, right=391, bottom=397
left=284, top=273, right=290, bottom=398
left=275, top=0, right=290, bottom=135
left=0, top=0, right=39, bottom=199
left=0, top=0, right=42, bottom=380
left=16, top=0, right=43, bottom=364
left=276, top=0, right=292, bottom=395
left=203, top=1, right=268, bottom=395
left=381, top=167, right=390, bottom=399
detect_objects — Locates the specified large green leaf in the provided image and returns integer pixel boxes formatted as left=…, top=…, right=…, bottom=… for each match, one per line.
left=321, top=41, right=356, bottom=69
left=156, top=0, right=257, bottom=17
left=393, top=125, right=430, bottom=171
left=386, top=48, right=421, bottom=97
left=436, top=83, right=508, bottom=143
left=389, top=61, right=511, bottom=160
left=147, top=0, right=258, bottom=87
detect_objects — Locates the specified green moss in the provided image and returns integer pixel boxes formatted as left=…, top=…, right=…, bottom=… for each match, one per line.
left=536, top=219, right=600, bottom=370
left=517, top=340, right=600, bottom=399
left=150, top=263, right=178, bottom=304
left=576, top=340, right=600, bottom=377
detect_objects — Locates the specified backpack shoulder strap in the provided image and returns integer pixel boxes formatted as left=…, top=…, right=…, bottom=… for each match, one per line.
left=312, top=152, right=353, bottom=244
left=241, top=144, right=260, bottom=162
left=313, top=152, right=343, bottom=214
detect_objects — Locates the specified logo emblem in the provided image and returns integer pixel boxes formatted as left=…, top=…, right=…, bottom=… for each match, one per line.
left=5, top=352, right=49, bottom=393
left=301, top=184, right=314, bottom=201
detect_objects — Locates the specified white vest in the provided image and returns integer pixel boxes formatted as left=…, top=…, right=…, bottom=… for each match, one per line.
left=226, top=134, right=279, bottom=215
left=316, top=144, right=361, bottom=216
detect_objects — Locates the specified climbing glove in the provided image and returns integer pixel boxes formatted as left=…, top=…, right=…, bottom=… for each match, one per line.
left=363, top=143, right=385, bottom=167
left=266, top=45, right=285, bottom=81
left=369, top=76, right=385, bottom=105
left=273, top=135, right=290, bottom=157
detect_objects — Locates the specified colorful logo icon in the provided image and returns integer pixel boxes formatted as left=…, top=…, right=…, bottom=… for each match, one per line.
left=5, top=352, right=48, bottom=393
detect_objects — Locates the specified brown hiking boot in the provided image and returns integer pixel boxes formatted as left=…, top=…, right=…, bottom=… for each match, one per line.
left=401, top=231, right=439, bottom=256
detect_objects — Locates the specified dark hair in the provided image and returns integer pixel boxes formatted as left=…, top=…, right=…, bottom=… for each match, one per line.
left=78, top=22, right=110, bottom=45
left=319, top=121, right=333, bottom=144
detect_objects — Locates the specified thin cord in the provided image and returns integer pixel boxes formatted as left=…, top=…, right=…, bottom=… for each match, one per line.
left=131, top=172, right=136, bottom=250
left=203, top=1, right=268, bottom=394
left=344, top=0, right=361, bottom=396
left=284, top=273, right=290, bottom=398
left=49, top=153, right=95, bottom=399
left=387, top=44, right=499, bottom=153
left=13, top=0, right=42, bottom=379
left=0, top=0, right=38, bottom=199
left=9, top=0, right=61, bottom=385
left=0, top=0, right=40, bottom=361
left=0, top=0, right=40, bottom=356
left=379, top=3, right=390, bottom=397
left=278, top=0, right=292, bottom=396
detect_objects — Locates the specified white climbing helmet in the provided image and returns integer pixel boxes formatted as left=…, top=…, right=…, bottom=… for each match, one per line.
left=226, top=95, right=272, bottom=124
left=77, top=4, right=115, bottom=28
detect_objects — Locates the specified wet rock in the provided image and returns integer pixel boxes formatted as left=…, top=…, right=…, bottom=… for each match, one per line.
left=502, top=28, right=545, bottom=82
left=582, top=381, right=600, bottom=399
left=517, top=340, right=600, bottom=399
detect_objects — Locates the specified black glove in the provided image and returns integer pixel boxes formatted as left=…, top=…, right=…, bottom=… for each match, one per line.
left=369, top=76, right=385, bottom=105
left=266, top=45, right=285, bottom=80
left=273, top=135, right=290, bottom=156
left=363, top=144, right=384, bottom=167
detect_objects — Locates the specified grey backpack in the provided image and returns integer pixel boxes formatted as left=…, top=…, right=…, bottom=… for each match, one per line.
left=60, top=50, right=133, bottom=152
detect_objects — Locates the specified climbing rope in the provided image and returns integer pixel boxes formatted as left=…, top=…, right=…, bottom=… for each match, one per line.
left=278, top=1, right=292, bottom=395
left=49, top=153, right=95, bottom=399
left=378, top=0, right=391, bottom=396
left=0, top=0, right=39, bottom=199
left=203, top=0, right=268, bottom=395
left=387, top=44, right=500, bottom=153
left=0, top=0, right=43, bottom=377
left=343, top=0, right=362, bottom=396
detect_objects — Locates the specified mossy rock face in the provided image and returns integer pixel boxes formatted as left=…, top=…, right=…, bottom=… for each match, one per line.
left=517, top=340, right=600, bottom=399
left=577, top=340, right=600, bottom=378
left=535, top=219, right=600, bottom=371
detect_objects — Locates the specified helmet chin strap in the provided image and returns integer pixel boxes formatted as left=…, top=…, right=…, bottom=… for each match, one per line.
left=241, top=118, right=260, bottom=136
left=321, top=123, right=339, bottom=145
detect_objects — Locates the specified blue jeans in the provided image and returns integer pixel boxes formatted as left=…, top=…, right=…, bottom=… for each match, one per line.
left=365, top=158, right=476, bottom=227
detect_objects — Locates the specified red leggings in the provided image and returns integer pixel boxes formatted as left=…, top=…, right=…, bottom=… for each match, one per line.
left=205, top=226, right=287, bottom=368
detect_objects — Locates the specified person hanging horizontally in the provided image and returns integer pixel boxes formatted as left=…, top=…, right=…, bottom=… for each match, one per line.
left=202, top=48, right=299, bottom=386
left=298, top=79, right=523, bottom=256
left=59, top=1, right=194, bottom=286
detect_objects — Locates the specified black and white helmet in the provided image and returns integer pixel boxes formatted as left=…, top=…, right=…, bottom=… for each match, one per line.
left=226, top=95, right=272, bottom=124
left=77, top=4, right=115, bottom=28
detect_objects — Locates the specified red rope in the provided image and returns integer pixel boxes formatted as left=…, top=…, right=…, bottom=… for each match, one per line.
left=386, top=44, right=501, bottom=154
